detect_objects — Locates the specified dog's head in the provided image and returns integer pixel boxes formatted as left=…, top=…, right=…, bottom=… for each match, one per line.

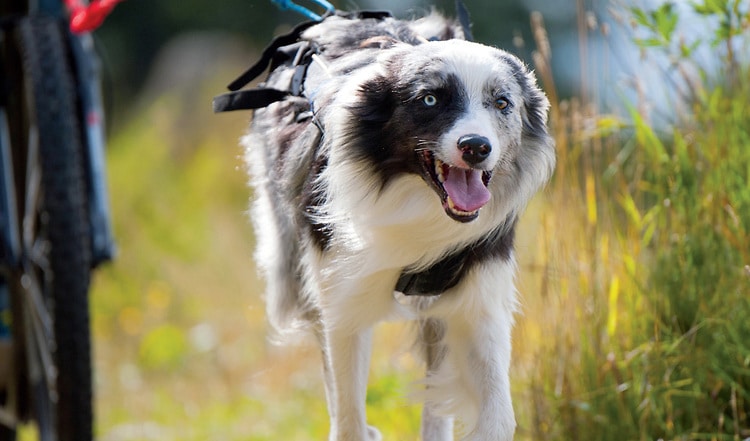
left=344, top=39, right=555, bottom=223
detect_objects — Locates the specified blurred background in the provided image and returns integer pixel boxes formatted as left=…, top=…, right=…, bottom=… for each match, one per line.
left=56, top=0, right=750, bottom=439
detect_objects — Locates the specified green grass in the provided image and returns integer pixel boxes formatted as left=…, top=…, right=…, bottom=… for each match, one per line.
left=512, top=2, right=750, bottom=439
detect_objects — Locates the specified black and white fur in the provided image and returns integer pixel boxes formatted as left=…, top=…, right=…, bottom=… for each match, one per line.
left=243, top=12, right=555, bottom=441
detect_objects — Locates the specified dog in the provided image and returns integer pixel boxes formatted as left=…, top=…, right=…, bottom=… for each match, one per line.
left=241, top=10, right=555, bottom=441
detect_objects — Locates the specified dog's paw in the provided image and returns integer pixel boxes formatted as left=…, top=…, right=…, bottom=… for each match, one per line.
left=328, top=425, right=382, bottom=441
left=460, top=423, right=515, bottom=441
left=366, top=425, right=382, bottom=441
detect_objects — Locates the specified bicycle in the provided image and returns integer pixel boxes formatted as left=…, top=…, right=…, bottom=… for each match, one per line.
left=0, top=0, right=118, bottom=439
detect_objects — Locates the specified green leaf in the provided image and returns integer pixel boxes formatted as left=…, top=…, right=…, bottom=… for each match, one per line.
left=631, top=7, right=652, bottom=27
left=619, top=192, right=643, bottom=229
left=654, top=2, right=678, bottom=41
left=626, top=104, right=669, bottom=163
left=692, top=0, right=729, bottom=15
left=635, top=38, right=666, bottom=48
left=680, top=39, right=702, bottom=57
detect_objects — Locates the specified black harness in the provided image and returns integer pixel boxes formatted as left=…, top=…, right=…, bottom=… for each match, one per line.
left=212, top=3, right=472, bottom=113
left=212, top=10, right=393, bottom=113
left=213, top=6, right=494, bottom=297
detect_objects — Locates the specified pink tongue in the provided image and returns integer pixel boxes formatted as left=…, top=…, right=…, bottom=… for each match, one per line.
left=443, top=167, right=491, bottom=212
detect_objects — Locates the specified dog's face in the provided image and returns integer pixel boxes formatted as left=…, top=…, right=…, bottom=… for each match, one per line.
left=345, top=39, right=554, bottom=223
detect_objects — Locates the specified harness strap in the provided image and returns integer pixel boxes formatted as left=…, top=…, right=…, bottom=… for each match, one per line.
left=226, top=20, right=319, bottom=93
left=226, top=11, right=392, bottom=93
left=213, top=10, right=393, bottom=113
left=212, top=88, right=290, bottom=113
left=397, top=216, right=517, bottom=296
left=271, top=0, right=335, bottom=22
left=213, top=40, right=317, bottom=112
left=396, top=249, right=470, bottom=296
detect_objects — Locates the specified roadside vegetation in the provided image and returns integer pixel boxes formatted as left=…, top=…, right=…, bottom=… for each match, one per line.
left=515, top=1, right=750, bottom=439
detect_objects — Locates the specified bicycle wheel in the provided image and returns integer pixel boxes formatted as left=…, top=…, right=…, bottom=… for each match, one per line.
left=6, top=16, right=93, bottom=441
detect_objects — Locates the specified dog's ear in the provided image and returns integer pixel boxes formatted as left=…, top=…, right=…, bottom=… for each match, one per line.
left=519, top=79, right=551, bottom=143
left=500, top=53, right=556, bottom=183
left=499, top=54, right=551, bottom=142
left=408, top=11, right=467, bottom=42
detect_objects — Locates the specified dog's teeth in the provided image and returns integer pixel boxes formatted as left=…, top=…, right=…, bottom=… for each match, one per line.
left=435, top=159, right=444, bottom=183
left=446, top=197, right=478, bottom=217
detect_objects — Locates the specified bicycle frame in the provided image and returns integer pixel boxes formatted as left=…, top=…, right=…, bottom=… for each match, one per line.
left=0, top=0, right=115, bottom=271
left=68, top=27, right=116, bottom=265
left=0, top=111, right=20, bottom=270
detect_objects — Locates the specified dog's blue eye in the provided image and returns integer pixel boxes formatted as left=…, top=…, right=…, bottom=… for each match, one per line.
left=495, top=97, right=511, bottom=111
left=423, top=94, right=438, bottom=107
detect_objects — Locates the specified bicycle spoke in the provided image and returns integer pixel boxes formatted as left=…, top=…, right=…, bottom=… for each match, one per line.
left=19, top=108, right=58, bottom=398
left=21, top=271, right=58, bottom=401
left=29, top=234, right=51, bottom=274
left=20, top=271, right=53, bottom=347
left=23, top=124, right=41, bottom=251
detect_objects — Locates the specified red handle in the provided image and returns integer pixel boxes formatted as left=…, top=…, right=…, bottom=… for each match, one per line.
left=64, top=0, right=124, bottom=33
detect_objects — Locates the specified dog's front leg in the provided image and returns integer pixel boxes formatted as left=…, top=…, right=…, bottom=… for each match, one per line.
left=421, top=311, right=516, bottom=441
left=426, top=262, right=518, bottom=441
left=419, top=318, right=454, bottom=441
left=456, top=317, right=516, bottom=441
left=319, top=267, right=407, bottom=440
left=324, top=325, right=380, bottom=441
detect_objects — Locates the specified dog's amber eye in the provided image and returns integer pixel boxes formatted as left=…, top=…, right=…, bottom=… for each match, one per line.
left=495, top=97, right=510, bottom=110
left=423, top=94, right=438, bottom=107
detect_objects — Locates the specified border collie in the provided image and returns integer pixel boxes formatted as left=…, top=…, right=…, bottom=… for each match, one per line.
left=242, top=11, right=555, bottom=441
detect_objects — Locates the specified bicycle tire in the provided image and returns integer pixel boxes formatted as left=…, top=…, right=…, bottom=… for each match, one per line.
left=11, top=16, right=93, bottom=441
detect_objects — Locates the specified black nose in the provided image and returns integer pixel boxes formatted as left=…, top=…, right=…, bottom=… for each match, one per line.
left=457, top=134, right=492, bottom=165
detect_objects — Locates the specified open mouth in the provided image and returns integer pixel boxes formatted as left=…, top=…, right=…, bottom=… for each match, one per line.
left=419, top=150, right=492, bottom=222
